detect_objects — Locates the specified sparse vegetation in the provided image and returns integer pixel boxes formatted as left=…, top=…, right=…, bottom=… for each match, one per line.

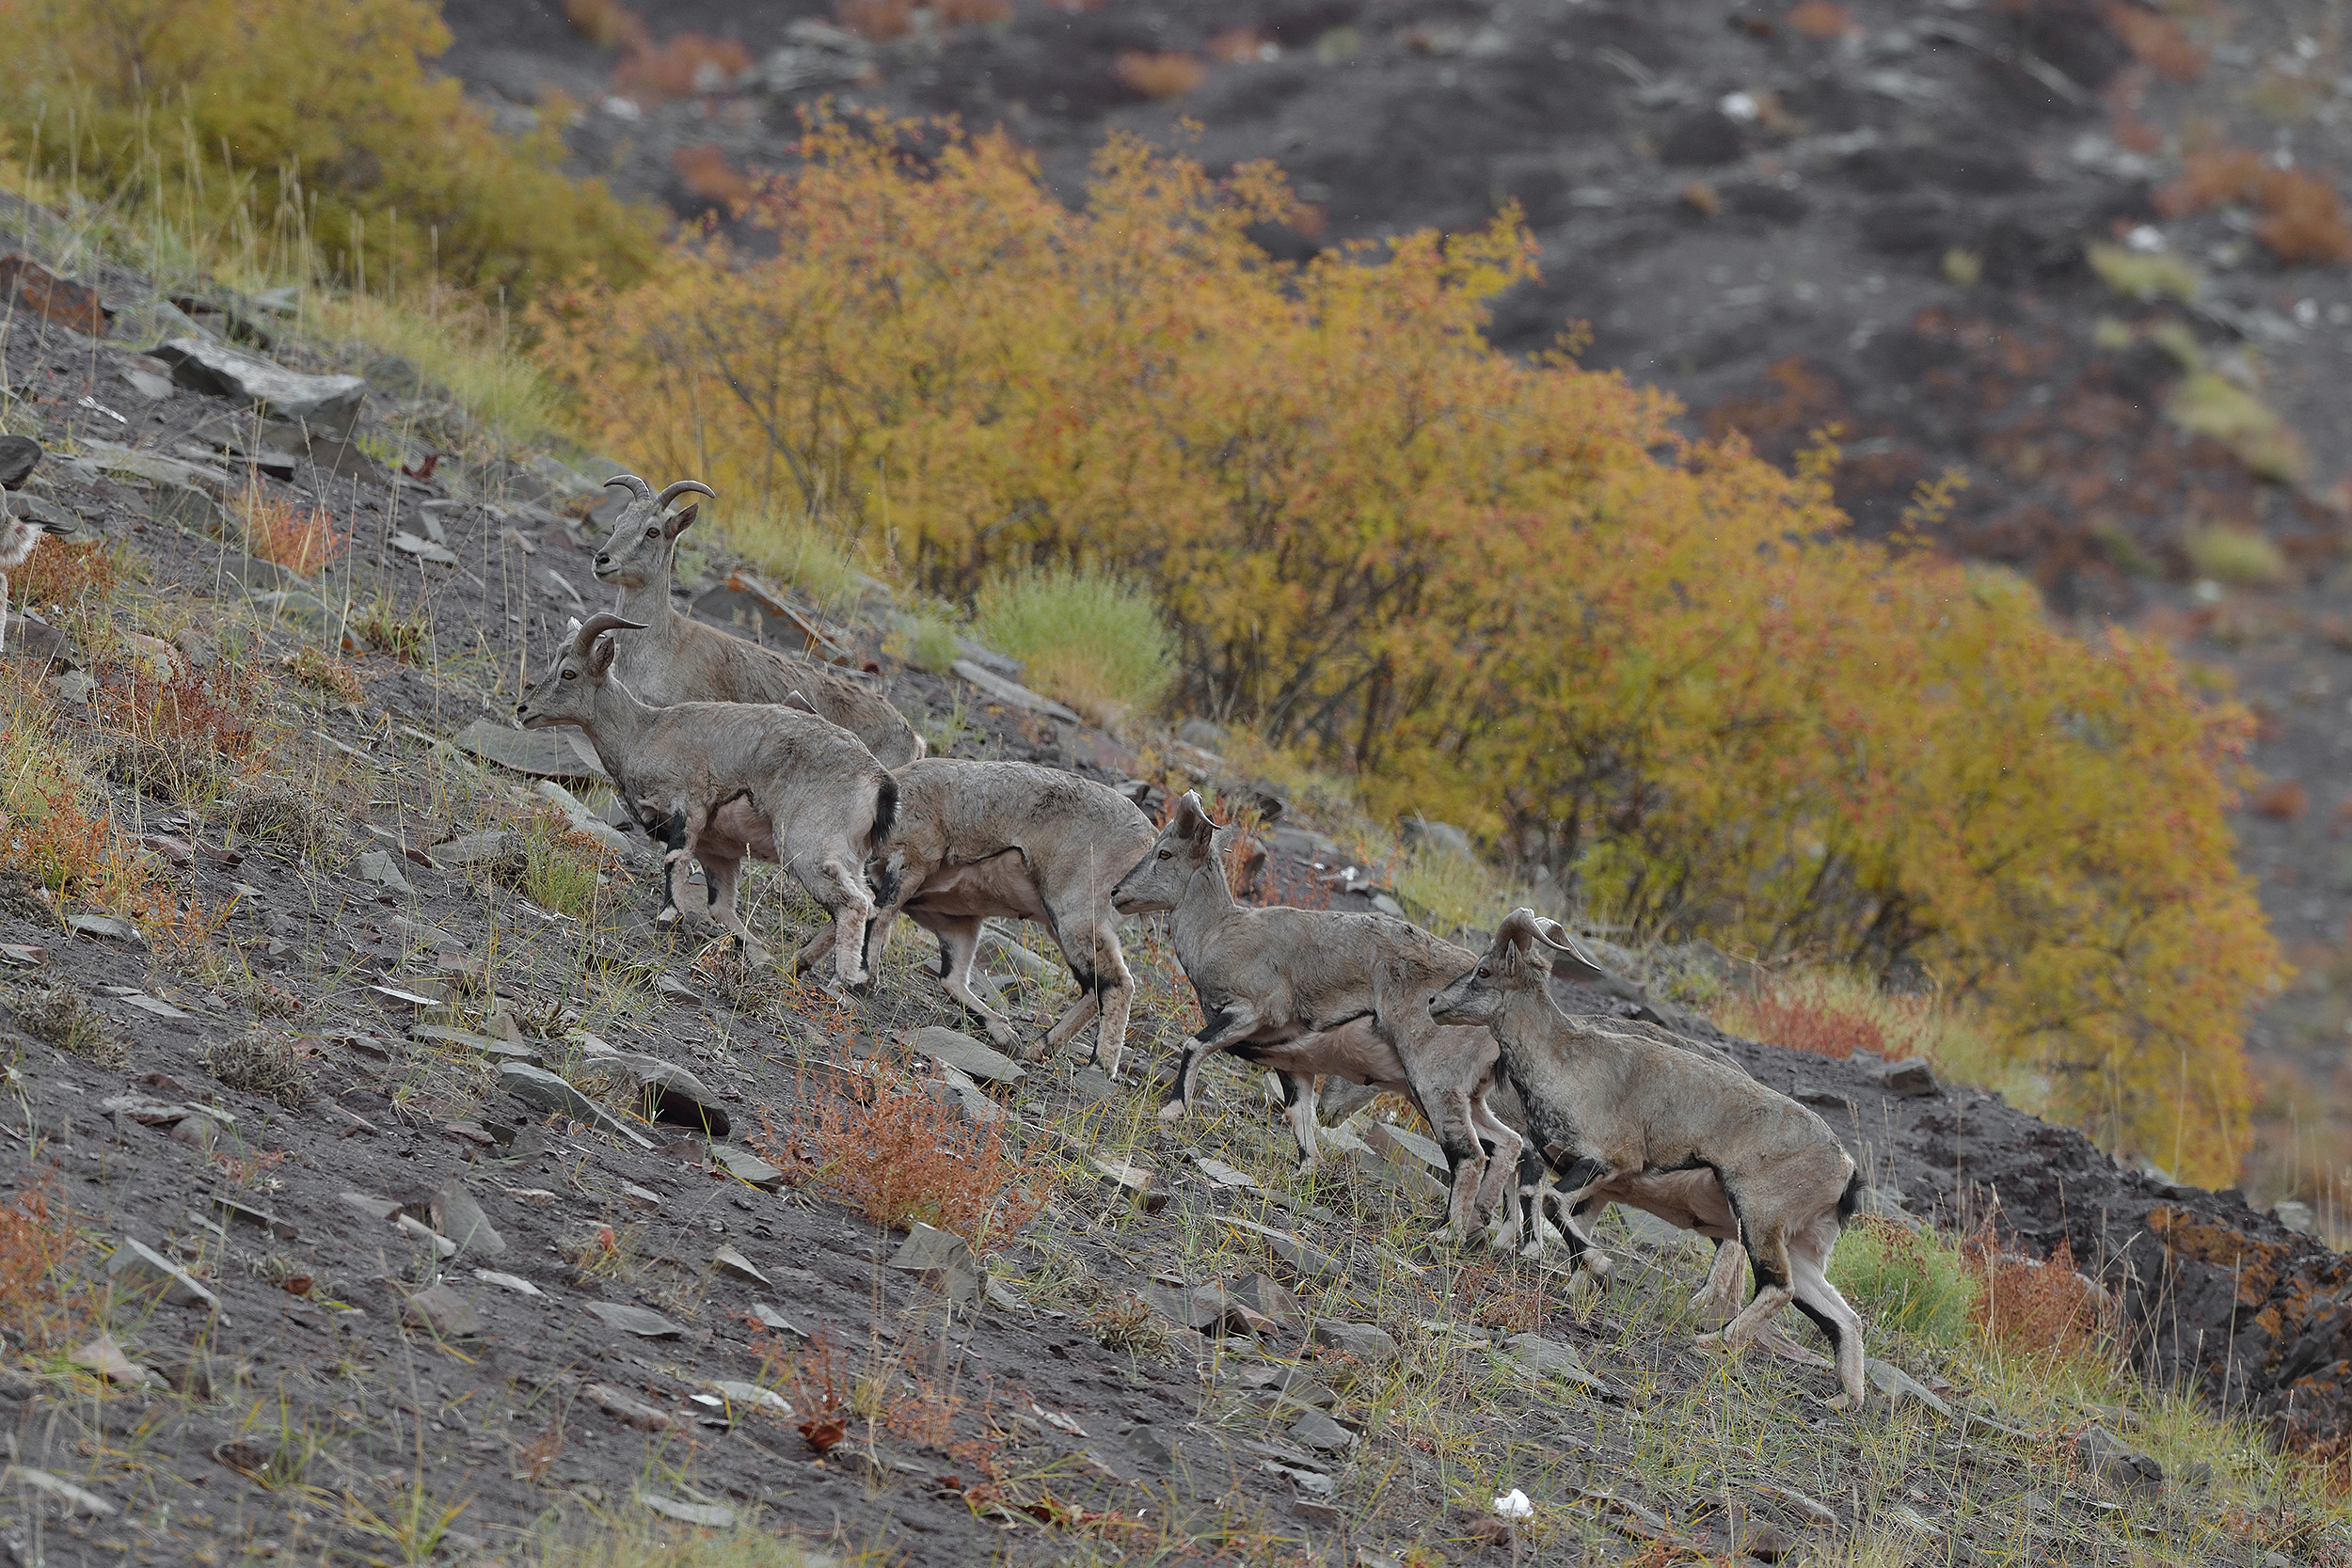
left=2168, top=373, right=2309, bottom=483
left=1828, top=1216, right=1979, bottom=1348
left=0, top=1176, right=84, bottom=1350
left=788, top=1070, right=1056, bottom=1249
left=976, top=564, right=1176, bottom=726
left=353, top=596, right=432, bottom=662
left=8, top=984, right=122, bottom=1065
left=220, top=777, right=332, bottom=857
left=234, top=490, right=348, bottom=578
left=285, top=646, right=364, bottom=703
left=0, top=0, right=659, bottom=299
left=519, top=805, right=616, bottom=918
left=203, top=1030, right=317, bottom=1107
left=2087, top=241, right=2203, bottom=303
left=2184, top=521, right=2292, bottom=586
left=2158, top=147, right=2352, bottom=266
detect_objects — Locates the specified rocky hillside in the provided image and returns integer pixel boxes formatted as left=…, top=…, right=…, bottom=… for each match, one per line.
left=430, top=0, right=2352, bottom=1212
left=2, top=191, right=2351, bottom=1563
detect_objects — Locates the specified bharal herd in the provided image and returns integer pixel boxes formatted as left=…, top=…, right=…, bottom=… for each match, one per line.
left=516, top=475, right=1871, bottom=1411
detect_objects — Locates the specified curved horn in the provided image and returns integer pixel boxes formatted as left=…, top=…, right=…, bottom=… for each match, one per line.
left=602, top=473, right=656, bottom=505
left=1534, top=916, right=1613, bottom=983
left=573, top=612, right=648, bottom=651
left=657, top=479, right=716, bottom=508
left=1495, top=908, right=1544, bottom=951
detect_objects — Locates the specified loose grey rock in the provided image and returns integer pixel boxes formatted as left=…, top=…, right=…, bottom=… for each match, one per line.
left=2074, top=1425, right=2164, bottom=1497
left=472, top=1269, right=545, bottom=1298
left=1288, top=1408, right=1358, bottom=1453
left=910, top=1024, right=1025, bottom=1084
left=8, top=1466, right=116, bottom=1516
left=709, top=1144, right=785, bottom=1189
left=583, top=1301, right=685, bottom=1339
left=950, top=658, right=1081, bottom=722
left=210, top=1196, right=296, bottom=1241
left=389, top=530, right=460, bottom=567
left=889, top=1222, right=979, bottom=1304
left=400, top=1285, right=482, bottom=1338
left=584, top=1382, right=673, bottom=1430
left=65, top=913, right=142, bottom=942
left=106, top=1238, right=218, bottom=1309
left=1223, top=1216, right=1347, bottom=1284
left=709, top=1380, right=792, bottom=1416
left=750, top=1303, right=809, bottom=1338
left=1093, top=1158, right=1168, bottom=1214
left=429, top=830, right=518, bottom=868
left=356, top=848, right=412, bottom=895
left=497, top=1062, right=656, bottom=1148
left=1878, top=1058, right=1938, bottom=1098
left=1865, top=1358, right=1952, bottom=1418
left=1309, top=1320, right=1399, bottom=1366
left=1250, top=1274, right=1303, bottom=1328
left=430, top=1179, right=506, bottom=1258
left=713, top=1246, right=770, bottom=1286
left=151, top=338, right=366, bottom=436
left=574, top=1049, right=730, bottom=1138
left=449, top=719, right=608, bottom=782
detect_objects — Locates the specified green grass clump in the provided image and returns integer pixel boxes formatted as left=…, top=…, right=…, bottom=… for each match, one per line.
left=885, top=610, right=962, bottom=674
left=1828, top=1216, right=1978, bottom=1347
left=310, top=290, right=561, bottom=441
left=1395, top=841, right=1531, bottom=939
left=2087, top=242, right=2203, bottom=303
left=976, top=564, right=1175, bottom=726
left=2167, top=373, right=2308, bottom=483
left=520, top=812, right=611, bottom=919
left=2182, top=523, right=2291, bottom=587
left=722, top=508, right=864, bottom=611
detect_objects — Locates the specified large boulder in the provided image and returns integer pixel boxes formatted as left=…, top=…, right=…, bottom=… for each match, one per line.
left=150, top=339, right=366, bottom=436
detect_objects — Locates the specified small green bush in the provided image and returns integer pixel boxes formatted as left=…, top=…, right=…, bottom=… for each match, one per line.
left=977, top=565, right=1175, bottom=726
left=2182, top=523, right=2290, bottom=587
left=886, top=611, right=961, bottom=674
left=1395, top=842, right=1529, bottom=938
left=723, top=509, right=864, bottom=610
left=1827, top=1216, right=1979, bottom=1346
left=2167, top=374, right=2308, bottom=483
left=2087, top=243, right=2203, bottom=304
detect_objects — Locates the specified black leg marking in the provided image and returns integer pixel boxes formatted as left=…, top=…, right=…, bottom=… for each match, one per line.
left=1792, top=1296, right=1844, bottom=1354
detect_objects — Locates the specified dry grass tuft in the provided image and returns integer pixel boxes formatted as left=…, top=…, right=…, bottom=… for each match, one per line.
left=0, top=1176, right=85, bottom=1351
left=1785, top=1, right=1855, bottom=41
left=793, top=1071, right=1055, bottom=1249
left=1084, top=1293, right=1170, bottom=1355
left=284, top=647, right=363, bottom=704
left=673, top=144, right=757, bottom=211
left=203, top=1031, right=317, bottom=1107
left=1113, top=50, right=1207, bottom=99
left=835, top=0, right=914, bottom=42
left=2101, top=0, right=2206, bottom=81
left=221, top=778, right=333, bottom=858
left=564, top=0, right=646, bottom=50
left=9, top=985, right=124, bottom=1066
left=2157, top=148, right=2352, bottom=265
left=235, top=491, right=348, bottom=578
left=1966, top=1234, right=2117, bottom=1361
left=1713, top=970, right=1926, bottom=1061
left=9, top=538, right=125, bottom=615
left=353, top=597, right=431, bottom=662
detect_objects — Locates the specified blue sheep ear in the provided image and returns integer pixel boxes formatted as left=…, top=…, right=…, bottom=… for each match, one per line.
left=564, top=616, right=582, bottom=637
left=784, top=689, right=818, bottom=715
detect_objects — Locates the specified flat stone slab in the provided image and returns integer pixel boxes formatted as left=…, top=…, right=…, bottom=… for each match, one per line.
left=401, top=1285, right=481, bottom=1338
left=498, top=1062, right=655, bottom=1148
left=709, top=1144, right=785, bottom=1189
left=1288, top=1408, right=1358, bottom=1453
left=1309, top=1319, right=1398, bottom=1365
left=713, top=1246, right=770, bottom=1286
left=638, top=1491, right=733, bottom=1528
left=356, top=848, right=413, bottom=895
left=909, top=1024, right=1025, bottom=1084
left=1221, top=1216, right=1347, bottom=1284
left=950, top=658, right=1080, bottom=724
left=449, top=723, right=612, bottom=784
left=584, top=1301, right=685, bottom=1339
left=889, top=1222, right=979, bottom=1304
left=106, top=1238, right=218, bottom=1309
left=151, top=338, right=366, bottom=436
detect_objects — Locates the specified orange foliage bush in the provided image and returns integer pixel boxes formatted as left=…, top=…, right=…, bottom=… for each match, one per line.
left=2101, top=1, right=2205, bottom=82
left=799, top=1071, right=1054, bottom=1248
left=9, top=539, right=123, bottom=611
left=0, top=1176, right=84, bottom=1350
left=2254, top=780, right=2310, bottom=821
left=236, top=493, right=348, bottom=578
left=836, top=0, right=913, bottom=41
left=564, top=0, right=646, bottom=51
left=1114, top=51, right=1207, bottom=98
left=1720, top=990, right=1888, bottom=1061
left=538, top=117, right=2280, bottom=1182
left=1208, top=27, right=1270, bottom=63
left=1967, top=1235, right=2117, bottom=1360
left=1786, top=1, right=1855, bottom=40
left=2157, top=149, right=2352, bottom=265
left=937, top=0, right=1014, bottom=24
left=613, top=32, right=753, bottom=99
left=673, top=144, right=756, bottom=210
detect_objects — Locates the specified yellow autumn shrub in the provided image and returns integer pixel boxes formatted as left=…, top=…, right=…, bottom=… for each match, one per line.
left=537, top=115, right=2278, bottom=1183
left=0, top=0, right=657, bottom=298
